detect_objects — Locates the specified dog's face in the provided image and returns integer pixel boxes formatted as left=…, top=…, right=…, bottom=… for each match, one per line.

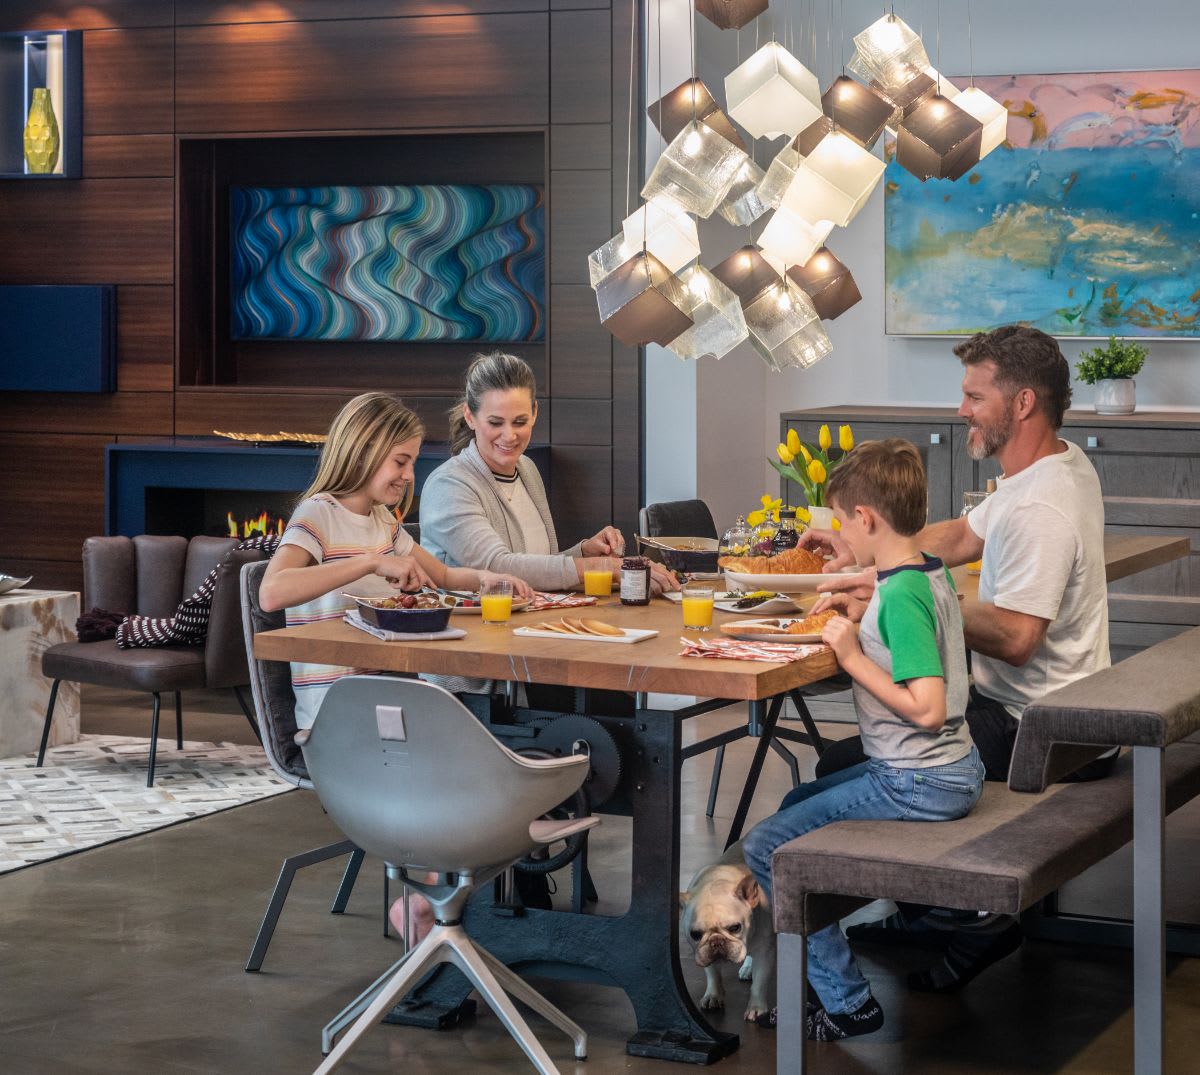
left=680, top=867, right=763, bottom=968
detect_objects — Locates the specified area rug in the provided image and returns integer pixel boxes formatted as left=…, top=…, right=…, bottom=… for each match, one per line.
left=0, top=735, right=293, bottom=874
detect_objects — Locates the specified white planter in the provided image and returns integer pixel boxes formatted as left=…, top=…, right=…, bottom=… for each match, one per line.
left=806, top=505, right=836, bottom=531
left=1094, top=378, right=1136, bottom=415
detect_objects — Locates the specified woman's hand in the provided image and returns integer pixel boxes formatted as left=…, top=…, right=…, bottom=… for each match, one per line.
left=797, top=527, right=856, bottom=572
left=810, top=590, right=869, bottom=624
left=581, top=526, right=626, bottom=557
left=821, top=615, right=862, bottom=667
left=374, top=554, right=435, bottom=592
left=480, top=571, right=535, bottom=602
left=648, top=561, right=681, bottom=595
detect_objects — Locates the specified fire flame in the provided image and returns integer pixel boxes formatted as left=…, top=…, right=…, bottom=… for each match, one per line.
left=227, top=511, right=286, bottom=539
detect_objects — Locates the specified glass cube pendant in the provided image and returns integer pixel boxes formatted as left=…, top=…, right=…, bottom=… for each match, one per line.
left=780, top=125, right=885, bottom=226
left=786, top=246, right=861, bottom=320
left=954, top=86, right=1009, bottom=159
left=822, top=75, right=894, bottom=150
left=622, top=198, right=701, bottom=274
left=758, top=202, right=834, bottom=269
left=716, top=156, right=768, bottom=226
left=642, top=119, right=746, bottom=219
left=757, top=141, right=803, bottom=210
left=695, top=0, right=769, bottom=31
left=896, top=93, right=984, bottom=181
left=595, top=250, right=694, bottom=347
left=647, top=78, right=746, bottom=151
left=588, top=230, right=640, bottom=289
left=851, top=13, right=929, bottom=91
left=668, top=265, right=749, bottom=360
left=725, top=42, right=822, bottom=140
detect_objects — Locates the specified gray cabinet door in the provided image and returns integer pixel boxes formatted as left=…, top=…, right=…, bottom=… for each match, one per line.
left=781, top=419, right=957, bottom=522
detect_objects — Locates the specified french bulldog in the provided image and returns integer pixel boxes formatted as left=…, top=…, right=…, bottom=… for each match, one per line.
left=679, top=842, right=776, bottom=1021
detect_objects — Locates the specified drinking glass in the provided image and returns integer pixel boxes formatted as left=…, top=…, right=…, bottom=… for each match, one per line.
left=583, top=568, right=613, bottom=597
left=961, top=491, right=987, bottom=574
left=480, top=578, right=514, bottom=623
left=681, top=584, right=715, bottom=631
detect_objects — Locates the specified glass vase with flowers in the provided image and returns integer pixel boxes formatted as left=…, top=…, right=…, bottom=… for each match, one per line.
left=769, top=423, right=854, bottom=530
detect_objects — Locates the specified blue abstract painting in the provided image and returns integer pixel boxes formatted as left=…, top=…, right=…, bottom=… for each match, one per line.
left=230, top=185, right=545, bottom=342
left=885, top=70, right=1200, bottom=337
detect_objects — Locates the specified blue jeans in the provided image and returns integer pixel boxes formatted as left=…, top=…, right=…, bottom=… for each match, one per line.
left=742, top=747, right=984, bottom=1014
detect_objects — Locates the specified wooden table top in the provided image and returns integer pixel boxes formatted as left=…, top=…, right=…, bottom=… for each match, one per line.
left=253, top=533, right=1188, bottom=703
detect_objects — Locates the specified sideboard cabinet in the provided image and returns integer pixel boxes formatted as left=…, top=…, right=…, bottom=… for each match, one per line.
left=780, top=407, right=1200, bottom=662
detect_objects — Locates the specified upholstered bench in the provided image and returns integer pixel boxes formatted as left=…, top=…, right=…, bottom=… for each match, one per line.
left=769, top=626, right=1200, bottom=1074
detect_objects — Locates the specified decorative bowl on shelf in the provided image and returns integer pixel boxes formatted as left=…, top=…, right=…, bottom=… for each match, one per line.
left=0, top=574, right=33, bottom=596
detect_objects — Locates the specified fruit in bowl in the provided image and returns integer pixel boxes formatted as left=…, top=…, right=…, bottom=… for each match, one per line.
left=347, top=591, right=453, bottom=632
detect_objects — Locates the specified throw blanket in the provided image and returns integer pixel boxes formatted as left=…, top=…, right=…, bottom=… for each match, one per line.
left=108, top=535, right=280, bottom=649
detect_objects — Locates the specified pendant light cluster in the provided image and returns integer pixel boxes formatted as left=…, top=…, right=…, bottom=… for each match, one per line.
left=589, top=3, right=1007, bottom=370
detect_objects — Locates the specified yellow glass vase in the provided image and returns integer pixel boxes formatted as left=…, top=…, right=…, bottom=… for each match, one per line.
left=24, top=88, right=60, bottom=174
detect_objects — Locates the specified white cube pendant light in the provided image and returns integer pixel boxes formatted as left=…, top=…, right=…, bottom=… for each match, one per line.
left=780, top=127, right=885, bottom=226
left=725, top=42, right=822, bottom=140
left=621, top=198, right=701, bottom=274
left=852, top=14, right=929, bottom=91
left=758, top=204, right=834, bottom=271
left=716, top=156, right=769, bottom=226
left=642, top=119, right=746, bottom=218
left=668, top=265, right=749, bottom=360
left=954, top=85, right=1009, bottom=159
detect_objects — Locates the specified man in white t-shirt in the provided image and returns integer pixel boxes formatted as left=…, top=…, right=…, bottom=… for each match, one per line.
left=805, top=325, right=1111, bottom=989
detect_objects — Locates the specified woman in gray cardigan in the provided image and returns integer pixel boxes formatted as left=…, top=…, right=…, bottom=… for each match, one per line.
left=420, top=352, right=677, bottom=593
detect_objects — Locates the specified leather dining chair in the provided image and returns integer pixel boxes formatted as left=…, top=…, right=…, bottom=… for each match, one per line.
left=303, top=675, right=599, bottom=1075
left=37, top=535, right=268, bottom=787
left=239, top=559, right=365, bottom=973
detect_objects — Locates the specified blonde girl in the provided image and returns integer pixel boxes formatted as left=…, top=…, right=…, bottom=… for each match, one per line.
left=260, top=391, right=532, bottom=731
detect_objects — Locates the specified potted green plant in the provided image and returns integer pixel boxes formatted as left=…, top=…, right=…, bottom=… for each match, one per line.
left=1075, top=336, right=1147, bottom=415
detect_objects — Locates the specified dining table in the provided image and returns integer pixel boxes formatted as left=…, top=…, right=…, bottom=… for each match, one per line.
left=253, top=530, right=1189, bottom=1065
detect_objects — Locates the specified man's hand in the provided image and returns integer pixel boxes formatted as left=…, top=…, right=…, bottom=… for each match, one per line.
left=797, top=528, right=855, bottom=572
left=815, top=564, right=877, bottom=603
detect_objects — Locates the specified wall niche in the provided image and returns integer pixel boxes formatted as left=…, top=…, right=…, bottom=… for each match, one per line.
left=176, top=130, right=547, bottom=397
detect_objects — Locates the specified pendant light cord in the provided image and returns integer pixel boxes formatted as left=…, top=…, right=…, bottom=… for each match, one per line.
left=626, top=0, right=637, bottom=217
left=968, top=0, right=975, bottom=88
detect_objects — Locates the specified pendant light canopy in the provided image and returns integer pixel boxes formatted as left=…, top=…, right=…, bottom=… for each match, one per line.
left=694, top=0, right=769, bottom=31
left=851, top=13, right=929, bottom=91
left=787, top=246, right=861, bottom=320
left=595, top=250, right=694, bottom=347
left=822, top=75, right=894, bottom=150
left=647, top=78, right=746, bottom=151
left=642, top=119, right=746, bottom=218
left=669, top=265, right=750, bottom=359
left=725, top=42, right=822, bottom=140
left=622, top=198, right=701, bottom=274
left=896, top=93, right=984, bottom=181
left=954, top=85, right=1009, bottom=159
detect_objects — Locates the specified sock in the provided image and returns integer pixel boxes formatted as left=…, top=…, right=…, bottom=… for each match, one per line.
left=752, top=984, right=821, bottom=1028
left=807, top=994, right=884, bottom=1041
left=908, top=920, right=1023, bottom=993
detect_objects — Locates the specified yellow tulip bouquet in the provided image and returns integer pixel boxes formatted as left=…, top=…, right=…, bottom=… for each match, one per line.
left=770, top=423, right=854, bottom=509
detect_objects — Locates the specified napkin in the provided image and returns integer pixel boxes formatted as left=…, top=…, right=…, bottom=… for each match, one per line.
left=679, top=636, right=826, bottom=663
left=344, top=611, right=466, bottom=642
left=527, top=592, right=599, bottom=611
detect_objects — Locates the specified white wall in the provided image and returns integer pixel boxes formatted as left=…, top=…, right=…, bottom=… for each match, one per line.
left=644, top=0, right=1200, bottom=533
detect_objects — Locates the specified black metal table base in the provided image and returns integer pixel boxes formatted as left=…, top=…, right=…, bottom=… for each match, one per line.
left=383, top=700, right=740, bottom=1063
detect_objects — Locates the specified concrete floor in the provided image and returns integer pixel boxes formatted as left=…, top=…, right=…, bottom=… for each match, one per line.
left=2, top=686, right=1200, bottom=1073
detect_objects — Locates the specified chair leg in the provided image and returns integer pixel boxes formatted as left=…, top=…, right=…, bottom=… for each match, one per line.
left=36, top=680, right=62, bottom=766
left=769, top=737, right=802, bottom=788
left=245, top=839, right=359, bottom=972
left=706, top=744, right=726, bottom=819
left=174, top=691, right=184, bottom=750
left=147, top=693, right=162, bottom=788
left=232, top=686, right=264, bottom=744
left=786, top=690, right=826, bottom=756
left=475, top=944, right=588, bottom=1057
left=331, top=847, right=365, bottom=915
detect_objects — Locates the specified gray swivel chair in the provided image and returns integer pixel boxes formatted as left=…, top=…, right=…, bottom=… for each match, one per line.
left=638, top=498, right=719, bottom=540
left=304, top=675, right=599, bottom=1075
left=239, top=560, right=365, bottom=972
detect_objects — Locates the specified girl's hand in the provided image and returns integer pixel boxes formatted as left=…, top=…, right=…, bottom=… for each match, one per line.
left=374, top=554, right=435, bottom=592
left=581, top=526, right=626, bottom=557
left=822, top=615, right=862, bottom=666
left=481, top=572, right=535, bottom=602
left=810, top=591, right=868, bottom=624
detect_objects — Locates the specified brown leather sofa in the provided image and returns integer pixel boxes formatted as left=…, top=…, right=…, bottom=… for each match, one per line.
left=37, top=534, right=270, bottom=786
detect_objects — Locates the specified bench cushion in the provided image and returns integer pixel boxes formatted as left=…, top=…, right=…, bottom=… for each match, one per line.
left=771, top=743, right=1200, bottom=935
left=42, top=640, right=206, bottom=693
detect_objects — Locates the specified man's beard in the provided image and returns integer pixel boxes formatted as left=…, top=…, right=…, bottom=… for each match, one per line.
left=965, top=408, right=1013, bottom=460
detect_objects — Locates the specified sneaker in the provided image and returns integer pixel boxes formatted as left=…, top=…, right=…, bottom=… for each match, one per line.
left=907, top=921, right=1023, bottom=993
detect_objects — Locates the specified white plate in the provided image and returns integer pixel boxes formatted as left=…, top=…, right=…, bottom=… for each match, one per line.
left=719, top=618, right=825, bottom=643
left=448, top=596, right=532, bottom=615
left=513, top=625, right=658, bottom=645
left=0, top=575, right=32, bottom=596
left=723, top=567, right=867, bottom=593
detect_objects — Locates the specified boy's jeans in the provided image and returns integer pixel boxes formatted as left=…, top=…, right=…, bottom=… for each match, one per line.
left=742, top=747, right=985, bottom=1014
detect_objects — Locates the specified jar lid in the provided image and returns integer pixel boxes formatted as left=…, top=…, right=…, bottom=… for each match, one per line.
left=622, top=555, right=649, bottom=569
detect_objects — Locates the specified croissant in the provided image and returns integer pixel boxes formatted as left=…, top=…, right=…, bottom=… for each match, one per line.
left=785, top=609, right=842, bottom=634
left=717, top=547, right=826, bottom=574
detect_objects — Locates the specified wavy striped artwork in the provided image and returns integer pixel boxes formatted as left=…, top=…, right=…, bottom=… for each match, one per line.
left=230, top=185, right=544, bottom=341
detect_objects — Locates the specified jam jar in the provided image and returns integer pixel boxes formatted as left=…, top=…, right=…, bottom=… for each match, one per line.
left=619, top=556, right=651, bottom=605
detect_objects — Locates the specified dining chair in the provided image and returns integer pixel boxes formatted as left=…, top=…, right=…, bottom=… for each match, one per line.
left=304, top=675, right=599, bottom=1074
left=639, top=498, right=719, bottom=540
left=37, top=535, right=267, bottom=787
left=239, top=559, right=366, bottom=972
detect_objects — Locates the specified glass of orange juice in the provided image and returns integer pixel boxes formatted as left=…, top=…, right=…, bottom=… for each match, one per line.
left=480, top=578, right=513, bottom=624
left=681, top=584, right=714, bottom=631
left=583, top=568, right=613, bottom=597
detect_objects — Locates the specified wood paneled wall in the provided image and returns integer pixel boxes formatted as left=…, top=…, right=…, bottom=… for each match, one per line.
left=0, top=0, right=639, bottom=592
